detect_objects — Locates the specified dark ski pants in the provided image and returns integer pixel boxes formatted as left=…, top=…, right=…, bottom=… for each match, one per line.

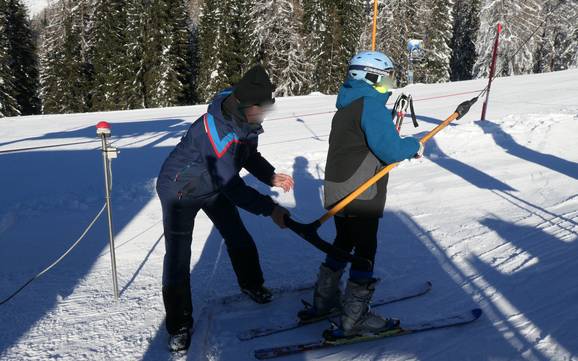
left=325, top=216, right=379, bottom=280
left=159, top=191, right=264, bottom=334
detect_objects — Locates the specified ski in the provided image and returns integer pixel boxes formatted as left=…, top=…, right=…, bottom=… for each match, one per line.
left=238, top=281, right=432, bottom=341
left=209, top=282, right=315, bottom=306
left=254, top=308, right=483, bottom=360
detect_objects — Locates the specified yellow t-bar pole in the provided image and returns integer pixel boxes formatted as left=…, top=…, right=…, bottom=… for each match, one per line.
left=371, top=0, right=378, bottom=50
left=318, top=95, right=481, bottom=224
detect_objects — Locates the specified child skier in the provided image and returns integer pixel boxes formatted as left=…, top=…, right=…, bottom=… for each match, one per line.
left=298, top=51, right=424, bottom=340
left=156, top=65, right=294, bottom=351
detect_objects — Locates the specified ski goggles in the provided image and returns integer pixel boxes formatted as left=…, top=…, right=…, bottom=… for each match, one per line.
left=349, top=65, right=395, bottom=93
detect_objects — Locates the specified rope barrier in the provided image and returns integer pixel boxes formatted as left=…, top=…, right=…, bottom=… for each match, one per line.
left=0, top=204, right=107, bottom=306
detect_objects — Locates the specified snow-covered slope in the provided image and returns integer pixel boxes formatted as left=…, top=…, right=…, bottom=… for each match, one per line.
left=0, top=70, right=577, bottom=361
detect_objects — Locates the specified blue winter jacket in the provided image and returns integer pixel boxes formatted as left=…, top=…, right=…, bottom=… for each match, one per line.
left=156, top=90, right=276, bottom=216
left=336, top=79, right=420, bottom=164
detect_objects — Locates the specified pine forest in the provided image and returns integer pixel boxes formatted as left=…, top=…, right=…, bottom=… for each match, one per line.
left=0, top=0, right=576, bottom=117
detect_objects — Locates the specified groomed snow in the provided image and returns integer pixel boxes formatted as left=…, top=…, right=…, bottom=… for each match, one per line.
left=0, top=69, right=577, bottom=361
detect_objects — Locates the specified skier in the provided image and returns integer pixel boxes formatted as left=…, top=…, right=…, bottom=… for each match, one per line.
left=298, top=51, right=424, bottom=340
left=156, top=65, right=294, bottom=352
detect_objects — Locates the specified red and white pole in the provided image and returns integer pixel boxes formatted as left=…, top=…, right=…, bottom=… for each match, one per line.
left=96, top=121, right=119, bottom=300
left=481, top=23, right=502, bottom=121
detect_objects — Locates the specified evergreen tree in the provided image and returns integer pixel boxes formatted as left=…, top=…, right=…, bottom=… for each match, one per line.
left=124, top=0, right=193, bottom=108
left=251, top=0, right=311, bottom=96
left=220, top=0, right=254, bottom=87
left=417, top=0, right=453, bottom=83
left=302, top=0, right=329, bottom=92
left=90, top=0, right=130, bottom=111
left=148, top=0, right=192, bottom=107
left=168, top=0, right=196, bottom=105
left=533, top=0, right=578, bottom=73
left=474, top=0, right=542, bottom=77
left=333, top=0, right=365, bottom=87
left=4, top=0, right=41, bottom=115
left=39, top=0, right=92, bottom=114
left=124, top=0, right=148, bottom=108
left=196, top=0, right=261, bottom=101
left=0, top=1, right=19, bottom=117
left=450, top=0, right=480, bottom=81
left=377, top=0, right=423, bottom=85
left=196, top=0, right=224, bottom=101
left=356, top=0, right=376, bottom=52
left=187, top=23, right=200, bottom=103
left=302, top=0, right=364, bottom=94
left=143, top=0, right=172, bottom=108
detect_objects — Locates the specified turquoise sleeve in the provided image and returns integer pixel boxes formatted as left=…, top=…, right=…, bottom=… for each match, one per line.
left=360, top=97, right=420, bottom=164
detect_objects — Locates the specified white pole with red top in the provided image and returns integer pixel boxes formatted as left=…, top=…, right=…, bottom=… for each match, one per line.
left=96, top=121, right=119, bottom=300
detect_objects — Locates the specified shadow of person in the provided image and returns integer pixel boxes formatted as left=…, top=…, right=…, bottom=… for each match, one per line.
left=291, top=156, right=325, bottom=220
left=425, top=137, right=517, bottom=192
left=474, top=119, right=578, bottom=180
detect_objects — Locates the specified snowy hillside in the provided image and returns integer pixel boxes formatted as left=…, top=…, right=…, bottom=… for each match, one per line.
left=0, top=70, right=577, bottom=361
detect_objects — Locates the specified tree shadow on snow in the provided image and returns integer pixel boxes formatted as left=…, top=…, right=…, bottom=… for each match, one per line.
left=0, top=119, right=187, bottom=356
left=0, top=118, right=190, bottom=150
left=467, top=216, right=578, bottom=359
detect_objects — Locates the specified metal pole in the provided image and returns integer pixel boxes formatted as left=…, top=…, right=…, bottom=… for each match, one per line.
left=481, top=23, right=502, bottom=121
left=408, top=52, right=414, bottom=85
left=96, top=122, right=119, bottom=300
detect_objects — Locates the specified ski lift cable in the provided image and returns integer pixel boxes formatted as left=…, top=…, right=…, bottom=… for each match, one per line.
left=503, top=0, right=574, bottom=73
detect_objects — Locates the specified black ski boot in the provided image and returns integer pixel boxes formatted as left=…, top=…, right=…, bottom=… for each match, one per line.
left=242, top=285, right=273, bottom=304
left=168, top=326, right=192, bottom=352
left=162, top=283, right=193, bottom=352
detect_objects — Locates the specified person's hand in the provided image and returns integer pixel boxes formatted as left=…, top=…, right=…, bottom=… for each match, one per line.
left=271, top=205, right=290, bottom=228
left=271, top=173, right=294, bottom=192
left=414, top=142, right=424, bottom=159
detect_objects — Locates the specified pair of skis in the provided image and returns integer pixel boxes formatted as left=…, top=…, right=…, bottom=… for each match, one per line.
left=235, top=281, right=482, bottom=359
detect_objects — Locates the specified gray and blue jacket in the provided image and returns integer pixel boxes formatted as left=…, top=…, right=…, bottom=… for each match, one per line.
left=324, top=79, right=420, bottom=217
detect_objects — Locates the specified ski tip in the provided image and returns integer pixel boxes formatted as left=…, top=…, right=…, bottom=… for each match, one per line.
left=471, top=308, right=483, bottom=319
left=426, top=281, right=433, bottom=288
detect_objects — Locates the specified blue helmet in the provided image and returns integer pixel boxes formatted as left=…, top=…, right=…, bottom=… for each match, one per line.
left=348, top=51, right=395, bottom=90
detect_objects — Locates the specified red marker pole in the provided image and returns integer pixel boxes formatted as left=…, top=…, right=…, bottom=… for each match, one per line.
left=96, top=122, right=119, bottom=300
left=481, top=23, right=502, bottom=121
